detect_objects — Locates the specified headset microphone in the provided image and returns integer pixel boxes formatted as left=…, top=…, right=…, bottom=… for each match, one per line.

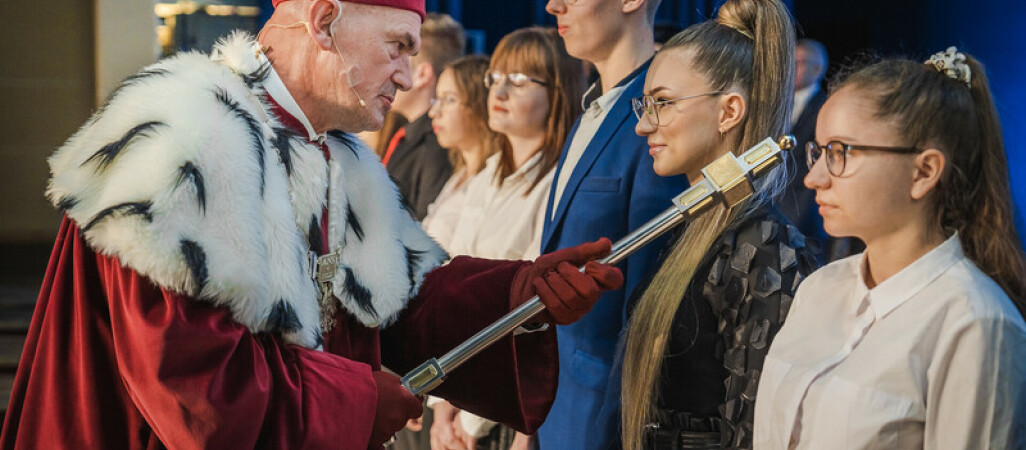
left=329, top=1, right=367, bottom=108
left=259, top=1, right=367, bottom=109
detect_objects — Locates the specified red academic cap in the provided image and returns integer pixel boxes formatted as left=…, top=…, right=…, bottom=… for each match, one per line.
left=271, top=0, right=425, bottom=21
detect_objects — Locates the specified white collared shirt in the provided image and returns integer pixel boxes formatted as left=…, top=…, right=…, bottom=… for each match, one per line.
left=754, top=235, right=1026, bottom=449
left=254, top=45, right=327, bottom=144
left=550, top=82, right=628, bottom=220
left=421, top=168, right=472, bottom=252
left=447, top=152, right=553, bottom=260
left=421, top=160, right=551, bottom=437
left=791, top=83, right=820, bottom=125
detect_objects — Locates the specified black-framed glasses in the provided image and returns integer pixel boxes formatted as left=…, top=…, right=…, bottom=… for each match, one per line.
left=806, top=140, right=921, bottom=176
left=631, top=91, right=722, bottom=127
left=484, top=71, right=548, bottom=89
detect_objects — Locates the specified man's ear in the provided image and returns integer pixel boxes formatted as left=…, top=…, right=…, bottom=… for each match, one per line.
left=910, top=148, right=946, bottom=200
left=307, top=0, right=341, bottom=50
left=412, top=61, right=435, bottom=90
left=718, top=92, right=746, bottom=134
left=622, top=0, right=645, bottom=14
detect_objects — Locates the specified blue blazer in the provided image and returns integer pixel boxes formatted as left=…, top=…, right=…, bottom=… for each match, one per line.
left=536, top=66, right=687, bottom=450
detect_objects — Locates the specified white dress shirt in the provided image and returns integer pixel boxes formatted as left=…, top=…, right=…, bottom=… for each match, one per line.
left=754, top=235, right=1026, bottom=450
left=791, top=83, right=820, bottom=126
left=550, top=82, right=627, bottom=219
left=252, top=46, right=327, bottom=144
left=424, top=154, right=554, bottom=438
left=448, top=152, right=553, bottom=260
left=421, top=168, right=474, bottom=252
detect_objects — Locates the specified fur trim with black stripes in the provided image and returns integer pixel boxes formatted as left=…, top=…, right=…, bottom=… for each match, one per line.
left=46, top=32, right=447, bottom=348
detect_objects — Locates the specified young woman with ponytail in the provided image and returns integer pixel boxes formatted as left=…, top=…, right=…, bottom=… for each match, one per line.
left=622, top=0, right=816, bottom=449
left=753, top=48, right=1026, bottom=449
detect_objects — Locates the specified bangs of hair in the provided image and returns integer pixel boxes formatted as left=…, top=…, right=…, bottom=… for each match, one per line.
left=486, top=27, right=583, bottom=195
left=490, top=29, right=552, bottom=81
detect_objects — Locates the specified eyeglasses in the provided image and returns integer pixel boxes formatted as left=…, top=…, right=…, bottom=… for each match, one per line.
left=484, top=71, right=548, bottom=89
left=806, top=140, right=921, bottom=176
left=431, top=94, right=461, bottom=110
left=631, top=92, right=722, bottom=127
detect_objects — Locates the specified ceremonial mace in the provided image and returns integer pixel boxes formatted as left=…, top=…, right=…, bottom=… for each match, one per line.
left=402, top=135, right=796, bottom=395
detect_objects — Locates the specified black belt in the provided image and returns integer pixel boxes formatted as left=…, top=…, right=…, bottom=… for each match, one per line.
left=643, top=410, right=722, bottom=450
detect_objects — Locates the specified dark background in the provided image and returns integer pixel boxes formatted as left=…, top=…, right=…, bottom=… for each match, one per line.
left=181, top=0, right=1024, bottom=235
left=263, top=0, right=1026, bottom=234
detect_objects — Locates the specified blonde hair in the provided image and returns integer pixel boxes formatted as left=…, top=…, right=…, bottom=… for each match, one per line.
left=620, top=1, right=795, bottom=448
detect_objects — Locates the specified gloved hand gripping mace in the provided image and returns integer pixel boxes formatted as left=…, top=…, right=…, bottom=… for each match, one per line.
left=401, top=135, right=796, bottom=395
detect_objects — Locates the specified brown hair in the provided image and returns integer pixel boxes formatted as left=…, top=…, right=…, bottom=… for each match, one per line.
left=621, top=1, right=795, bottom=448
left=488, top=27, right=583, bottom=195
left=837, top=54, right=1026, bottom=314
left=442, top=55, right=500, bottom=172
left=420, top=13, right=466, bottom=77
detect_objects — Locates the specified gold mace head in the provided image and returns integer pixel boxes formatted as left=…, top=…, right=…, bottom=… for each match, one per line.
left=778, top=134, right=797, bottom=151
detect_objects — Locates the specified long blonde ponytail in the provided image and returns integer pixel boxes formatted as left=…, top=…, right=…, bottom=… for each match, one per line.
left=621, top=206, right=737, bottom=450
left=621, top=1, right=795, bottom=448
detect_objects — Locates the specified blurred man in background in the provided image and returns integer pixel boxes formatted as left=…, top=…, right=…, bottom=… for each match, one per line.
left=383, top=13, right=465, bottom=220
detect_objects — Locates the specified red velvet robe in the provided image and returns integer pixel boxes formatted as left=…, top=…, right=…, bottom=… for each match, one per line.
left=0, top=218, right=557, bottom=449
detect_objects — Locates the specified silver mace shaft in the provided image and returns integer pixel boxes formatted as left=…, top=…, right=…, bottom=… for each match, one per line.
left=401, top=135, right=796, bottom=395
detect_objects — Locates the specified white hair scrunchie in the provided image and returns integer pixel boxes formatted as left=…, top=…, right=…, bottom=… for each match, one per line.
left=925, top=46, right=972, bottom=87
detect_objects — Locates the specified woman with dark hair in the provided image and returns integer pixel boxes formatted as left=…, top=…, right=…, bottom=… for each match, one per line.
left=622, top=0, right=817, bottom=449
left=753, top=47, right=1026, bottom=448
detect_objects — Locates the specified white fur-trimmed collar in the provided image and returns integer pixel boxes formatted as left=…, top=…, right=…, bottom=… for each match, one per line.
left=46, top=32, right=447, bottom=348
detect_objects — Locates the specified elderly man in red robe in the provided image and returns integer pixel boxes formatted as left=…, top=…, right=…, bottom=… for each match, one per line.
left=0, top=1, right=624, bottom=448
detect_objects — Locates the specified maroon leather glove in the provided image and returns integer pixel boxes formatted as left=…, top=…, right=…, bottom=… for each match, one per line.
left=369, top=371, right=422, bottom=449
left=511, top=238, right=625, bottom=325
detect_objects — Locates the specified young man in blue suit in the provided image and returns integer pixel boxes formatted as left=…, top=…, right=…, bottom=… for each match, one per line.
left=535, top=0, right=685, bottom=448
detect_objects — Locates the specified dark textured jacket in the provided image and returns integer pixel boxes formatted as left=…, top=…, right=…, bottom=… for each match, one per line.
left=631, top=205, right=818, bottom=449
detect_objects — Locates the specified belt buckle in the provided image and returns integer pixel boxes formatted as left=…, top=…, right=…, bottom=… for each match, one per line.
left=645, top=422, right=678, bottom=449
